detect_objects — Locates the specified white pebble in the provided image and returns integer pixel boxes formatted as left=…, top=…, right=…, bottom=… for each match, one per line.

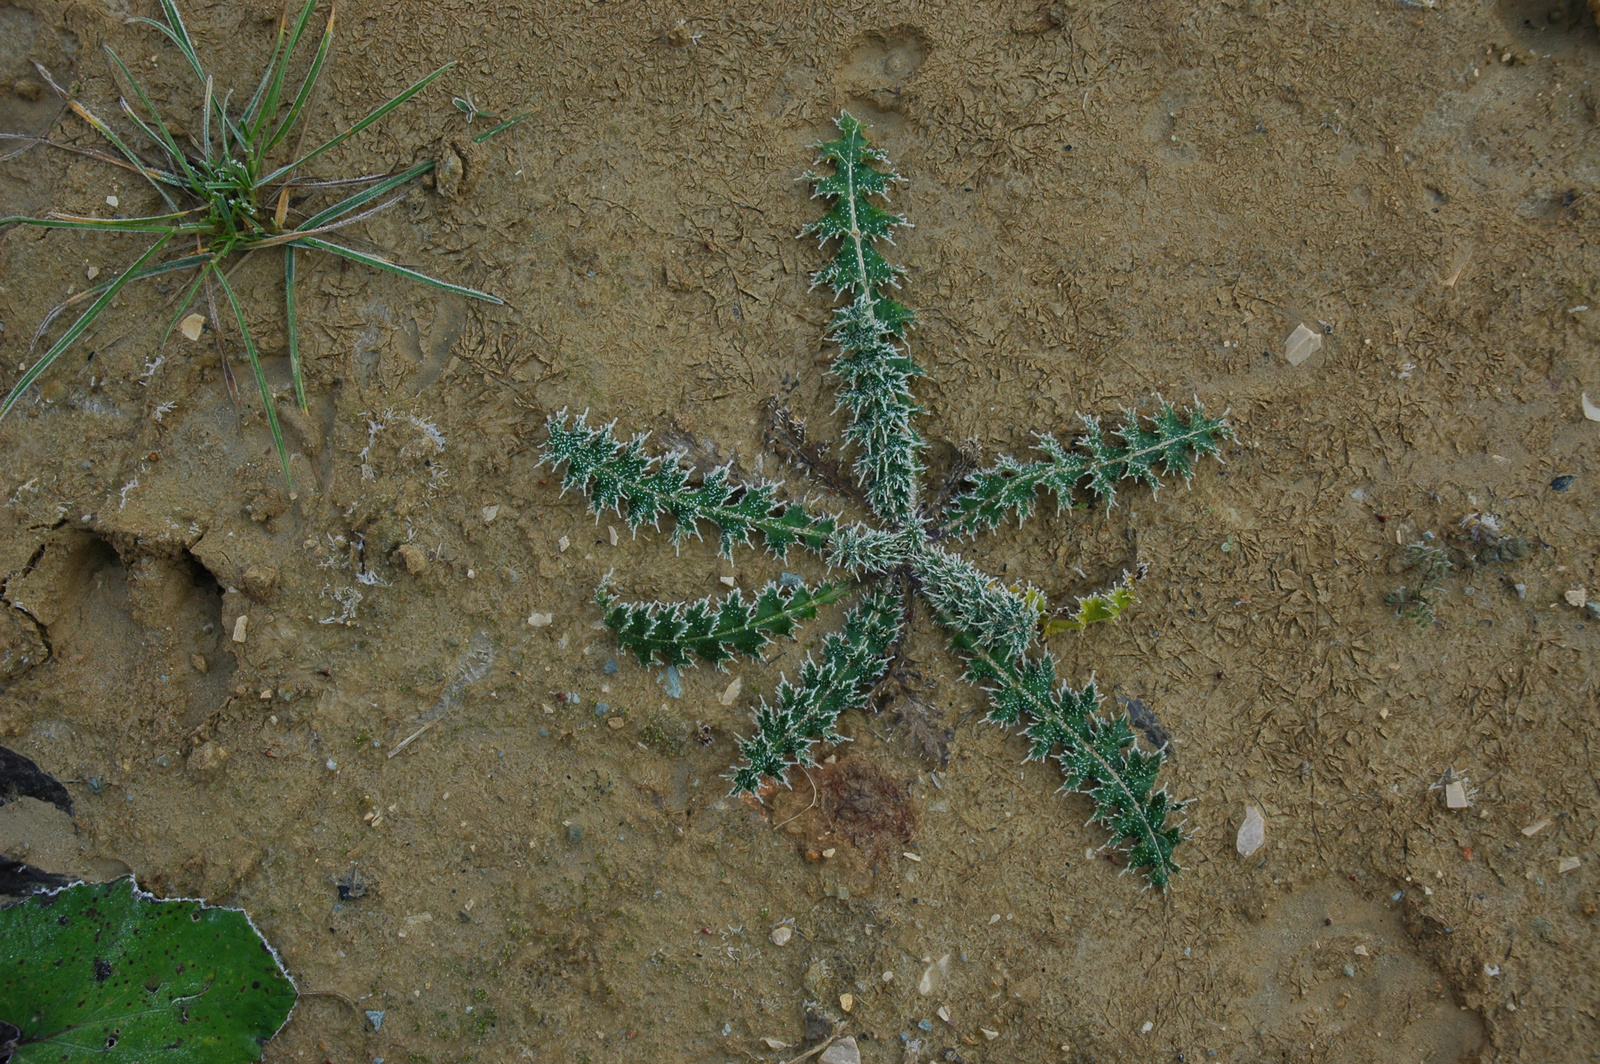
left=179, top=313, right=206, bottom=341
left=105, top=194, right=119, bottom=207
left=527, top=612, right=553, bottom=628
left=558, top=535, right=570, bottom=552
left=86, top=265, right=99, bottom=280
left=769, top=925, right=792, bottom=946
left=231, top=615, right=249, bottom=643
left=1444, top=781, right=1469, bottom=809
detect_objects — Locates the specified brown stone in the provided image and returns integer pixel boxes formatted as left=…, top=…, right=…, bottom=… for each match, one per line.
left=185, top=741, right=229, bottom=782
left=392, top=542, right=429, bottom=575
left=242, top=563, right=278, bottom=602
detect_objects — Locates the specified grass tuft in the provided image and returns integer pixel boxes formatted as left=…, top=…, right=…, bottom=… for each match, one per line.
left=0, top=0, right=528, bottom=484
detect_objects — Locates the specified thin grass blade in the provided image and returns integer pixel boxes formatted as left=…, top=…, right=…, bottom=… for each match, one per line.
left=248, top=0, right=320, bottom=150
left=296, top=160, right=429, bottom=229
left=284, top=245, right=306, bottom=411
left=264, top=3, right=336, bottom=154
left=470, top=110, right=532, bottom=144
left=3, top=212, right=192, bottom=233
left=292, top=235, right=503, bottom=303
left=1, top=234, right=173, bottom=421
left=210, top=264, right=293, bottom=486
left=256, top=61, right=455, bottom=188
left=103, top=47, right=197, bottom=185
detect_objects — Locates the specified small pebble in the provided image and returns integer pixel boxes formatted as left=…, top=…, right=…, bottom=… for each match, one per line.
left=720, top=575, right=737, bottom=587
left=1550, top=475, right=1576, bottom=492
left=1559, top=856, right=1581, bottom=874
left=769, top=925, right=792, bottom=946
left=528, top=611, right=553, bottom=627
left=558, top=535, right=570, bottom=552
left=607, top=716, right=626, bottom=730
left=1565, top=588, right=1588, bottom=608
left=838, top=993, right=854, bottom=1012
left=105, top=194, right=119, bottom=208
left=981, top=1028, right=999, bottom=1040
left=1236, top=805, right=1266, bottom=857
left=565, top=823, right=584, bottom=845
left=818, top=1038, right=861, bottom=1064
left=1343, top=964, right=1356, bottom=978
left=917, top=1019, right=933, bottom=1032
left=232, top=615, right=249, bottom=642
left=1514, top=583, right=1527, bottom=600
left=179, top=313, right=206, bottom=341
left=604, top=658, right=619, bottom=674
left=365, top=1010, right=385, bottom=1032
left=718, top=676, right=742, bottom=705
left=86, top=265, right=99, bottom=280
left=325, top=759, right=338, bottom=772
left=1444, top=781, right=1469, bottom=809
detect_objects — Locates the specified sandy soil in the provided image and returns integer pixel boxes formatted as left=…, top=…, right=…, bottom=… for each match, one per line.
left=2, top=0, right=1599, bottom=1061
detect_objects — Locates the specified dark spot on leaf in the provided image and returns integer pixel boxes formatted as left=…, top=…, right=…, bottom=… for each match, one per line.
left=93, top=958, right=112, bottom=983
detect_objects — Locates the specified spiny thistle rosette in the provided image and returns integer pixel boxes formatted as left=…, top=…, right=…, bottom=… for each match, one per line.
left=540, top=113, right=1232, bottom=888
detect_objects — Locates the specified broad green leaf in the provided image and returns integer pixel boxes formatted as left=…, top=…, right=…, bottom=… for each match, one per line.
left=0, top=878, right=296, bottom=1063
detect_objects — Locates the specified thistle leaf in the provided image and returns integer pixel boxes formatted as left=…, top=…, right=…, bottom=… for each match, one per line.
left=541, top=410, right=837, bottom=559
left=943, top=399, right=1233, bottom=537
left=1041, top=570, right=1137, bottom=636
left=915, top=547, right=1041, bottom=664
left=598, top=578, right=851, bottom=670
left=953, top=636, right=1185, bottom=888
left=728, top=585, right=903, bottom=794
left=804, top=113, right=925, bottom=523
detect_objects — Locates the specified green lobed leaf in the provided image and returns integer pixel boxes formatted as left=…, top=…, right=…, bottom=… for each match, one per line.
left=952, top=637, right=1185, bottom=888
left=0, top=877, right=296, bottom=1063
left=541, top=410, right=837, bottom=559
left=728, top=585, right=903, bottom=794
left=942, top=399, right=1233, bottom=538
left=914, top=546, right=1041, bottom=664
left=802, top=114, right=926, bottom=524
left=597, top=578, right=850, bottom=670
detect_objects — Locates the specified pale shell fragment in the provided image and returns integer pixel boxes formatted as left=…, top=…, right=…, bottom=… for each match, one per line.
left=482, top=505, right=499, bottom=523
left=720, top=575, right=737, bottom=587
left=1444, top=781, right=1469, bottom=809
left=818, top=1038, right=861, bottom=1064
left=558, top=535, right=570, bottom=552
left=1583, top=392, right=1600, bottom=422
left=1565, top=588, right=1588, bottom=608
left=1236, top=805, right=1266, bottom=857
left=1522, top=818, right=1552, bottom=837
left=1285, top=323, right=1322, bottom=366
left=761, top=1037, right=789, bottom=1050
left=769, top=925, right=792, bottom=946
left=527, top=612, right=553, bottom=627
left=981, top=1028, right=999, bottom=1040
left=718, top=676, right=742, bottom=706
left=179, top=313, right=206, bottom=341
left=85, top=265, right=99, bottom=280
left=105, top=194, right=119, bottom=207
left=1559, top=856, right=1581, bottom=874
left=231, top=615, right=249, bottom=643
